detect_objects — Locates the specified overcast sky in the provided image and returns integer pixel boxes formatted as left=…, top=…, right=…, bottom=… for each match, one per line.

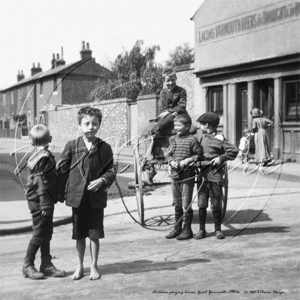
left=0, top=0, right=204, bottom=89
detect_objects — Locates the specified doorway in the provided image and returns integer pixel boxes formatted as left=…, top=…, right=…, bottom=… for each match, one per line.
left=253, top=79, right=274, bottom=148
left=236, top=82, right=248, bottom=146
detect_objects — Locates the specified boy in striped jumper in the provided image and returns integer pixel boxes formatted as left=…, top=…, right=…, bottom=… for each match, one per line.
left=165, top=114, right=201, bottom=240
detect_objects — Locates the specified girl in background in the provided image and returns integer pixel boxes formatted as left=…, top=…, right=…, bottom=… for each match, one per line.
left=251, top=108, right=274, bottom=166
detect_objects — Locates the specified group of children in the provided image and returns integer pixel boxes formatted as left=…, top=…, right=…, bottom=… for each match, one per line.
left=164, top=112, right=238, bottom=241
left=21, top=68, right=239, bottom=281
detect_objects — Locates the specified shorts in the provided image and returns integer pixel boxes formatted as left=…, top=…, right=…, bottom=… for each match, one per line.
left=197, top=181, right=223, bottom=212
left=72, top=197, right=104, bottom=240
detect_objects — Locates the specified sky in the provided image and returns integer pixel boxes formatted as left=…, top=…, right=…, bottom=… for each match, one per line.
left=0, top=0, right=204, bottom=89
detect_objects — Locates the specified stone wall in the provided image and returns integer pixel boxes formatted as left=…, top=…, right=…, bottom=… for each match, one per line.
left=136, top=94, right=158, bottom=136
left=175, top=63, right=195, bottom=120
left=47, top=98, right=128, bottom=146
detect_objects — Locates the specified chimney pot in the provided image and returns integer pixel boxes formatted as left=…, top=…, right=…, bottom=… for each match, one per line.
left=80, top=42, right=92, bottom=61
left=51, top=53, right=56, bottom=69
left=31, top=63, right=42, bottom=76
left=17, top=69, right=25, bottom=81
left=57, top=53, right=60, bottom=59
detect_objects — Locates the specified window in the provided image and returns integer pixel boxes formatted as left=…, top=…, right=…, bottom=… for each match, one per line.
left=18, top=89, right=21, bottom=101
left=207, top=86, right=223, bottom=123
left=27, top=86, right=31, bottom=100
left=11, top=91, right=14, bottom=105
left=285, top=80, right=300, bottom=122
left=40, top=80, right=43, bottom=96
left=3, top=93, right=6, bottom=106
left=53, top=77, right=57, bottom=93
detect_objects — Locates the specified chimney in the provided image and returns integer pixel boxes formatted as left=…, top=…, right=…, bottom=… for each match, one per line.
left=80, top=41, right=92, bottom=61
left=31, top=63, right=42, bottom=76
left=56, top=47, right=66, bottom=67
left=17, top=70, right=25, bottom=82
left=51, top=53, right=56, bottom=69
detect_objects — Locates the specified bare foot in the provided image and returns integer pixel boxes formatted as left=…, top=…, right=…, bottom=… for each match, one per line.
left=89, top=266, right=100, bottom=280
left=72, top=266, right=84, bottom=280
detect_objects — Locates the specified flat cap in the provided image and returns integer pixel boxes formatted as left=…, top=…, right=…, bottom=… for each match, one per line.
left=196, top=112, right=220, bottom=125
left=162, top=68, right=176, bottom=77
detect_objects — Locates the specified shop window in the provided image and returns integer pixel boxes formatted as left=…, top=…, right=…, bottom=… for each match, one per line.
left=0, top=120, right=3, bottom=129
left=207, top=86, right=223, bottom=123
left=284, top=80, right=300, bottom=122
left=4, top=120, right=10, bottom=129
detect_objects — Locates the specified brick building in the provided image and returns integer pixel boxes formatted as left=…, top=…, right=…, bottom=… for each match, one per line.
left=0, top=42, right=111, bottom=136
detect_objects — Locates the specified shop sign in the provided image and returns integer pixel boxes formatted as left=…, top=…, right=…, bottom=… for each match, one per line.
left=196, top=1, right=300, bottom=45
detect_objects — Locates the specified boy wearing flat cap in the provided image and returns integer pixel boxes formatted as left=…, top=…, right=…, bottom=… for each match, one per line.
left=195, top=112, right=238, bottom=240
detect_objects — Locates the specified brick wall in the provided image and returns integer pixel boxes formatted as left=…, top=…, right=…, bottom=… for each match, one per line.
left=62, top=75, right=98, bottom=105
left=47, top=98, right=128, bottom=147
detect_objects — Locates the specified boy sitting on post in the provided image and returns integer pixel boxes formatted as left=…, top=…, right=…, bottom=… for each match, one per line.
left=165, top=114, right=201, bottom=240
left=22, top=124, right=65, bottom=279
left=56, top=106, right=115, bottom=280
left=195, top=112, right=238, bottom=240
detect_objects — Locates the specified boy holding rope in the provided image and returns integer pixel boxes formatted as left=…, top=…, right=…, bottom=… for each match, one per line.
left=165, top=114, right=201, bottom=240
left=195, top=112, right=238, bottom=240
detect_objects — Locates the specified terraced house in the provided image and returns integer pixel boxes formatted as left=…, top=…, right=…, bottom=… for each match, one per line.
left=0, top=42, right=111, bottom=137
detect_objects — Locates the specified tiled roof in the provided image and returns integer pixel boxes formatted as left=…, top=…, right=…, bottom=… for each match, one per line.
left=1, top=61, right=80, bottom=91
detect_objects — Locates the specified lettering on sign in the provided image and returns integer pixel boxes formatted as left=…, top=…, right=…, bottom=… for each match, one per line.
left=197, top=1, right=300, bottom=45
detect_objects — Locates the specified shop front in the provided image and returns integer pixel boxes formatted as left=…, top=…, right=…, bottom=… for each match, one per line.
left=192, top=0, right=300, bottom=161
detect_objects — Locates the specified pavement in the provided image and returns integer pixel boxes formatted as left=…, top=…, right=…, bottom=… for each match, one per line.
left=1, top=137, right=300, bottom=300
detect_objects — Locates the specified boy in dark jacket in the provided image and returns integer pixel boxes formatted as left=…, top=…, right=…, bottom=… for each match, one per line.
left=57, top=106, right=115, bottom=280
left=195, top=112, right=238, bottom=240
left=22, top=124, right=65, bottom=279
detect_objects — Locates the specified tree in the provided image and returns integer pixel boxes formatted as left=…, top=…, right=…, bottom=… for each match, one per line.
left=164, top=42, right=194, bottom=67
left=89, top=40, right=163, bottom=101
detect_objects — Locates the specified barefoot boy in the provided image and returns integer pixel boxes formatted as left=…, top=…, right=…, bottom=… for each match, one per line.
left=57, top=106, right=115, bottom=280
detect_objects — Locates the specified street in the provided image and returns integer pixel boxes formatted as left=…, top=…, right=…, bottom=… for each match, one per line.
left=0, top=138, right=300, bottom=299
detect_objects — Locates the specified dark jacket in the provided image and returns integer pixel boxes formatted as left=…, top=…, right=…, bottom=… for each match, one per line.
left=158, top=85, right=187, bottom=115
left=199, top=132, right=238, bottom=183
left=56, top=137, right=116, bottom=209
left=26, top=147, right=57, bottom=210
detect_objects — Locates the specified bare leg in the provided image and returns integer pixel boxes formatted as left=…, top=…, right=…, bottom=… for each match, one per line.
left=72, top=238, right=85, bottom=280
left=89, top=239, right=100, bottom=280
